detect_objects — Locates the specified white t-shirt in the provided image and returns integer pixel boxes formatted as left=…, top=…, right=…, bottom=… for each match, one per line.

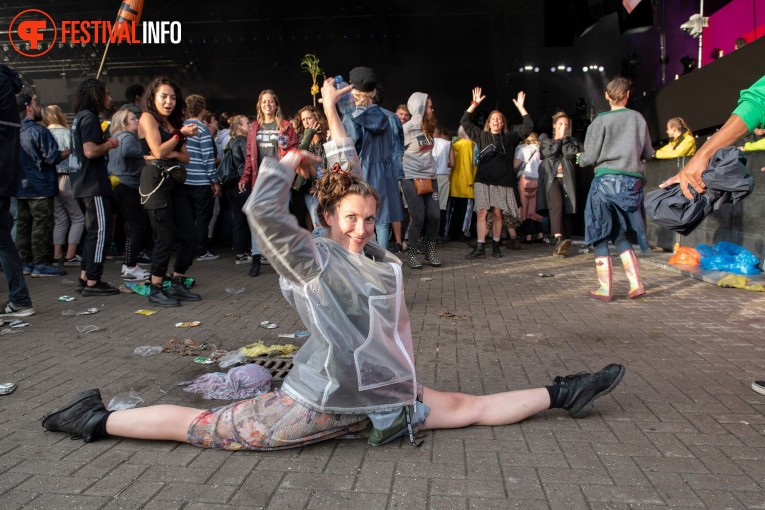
left=514, top=143, right=541, bottom=179
left=432, top=138, right=452, bottom=175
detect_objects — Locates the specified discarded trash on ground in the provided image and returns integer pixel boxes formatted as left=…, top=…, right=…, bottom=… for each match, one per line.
left=436, top=310, right=469, bottom=321
left=420, top=277, right=433, bottom=282
left=62, top=308, right=99, bottom=316
left=135, top=309, right=158, bottom=316
left=0, top=383, right=17, bottom=395
left=179, top=364, right=272, bottom=399
left=225, top=287, right=245, bottom=294
left=106, top=390, right=144, bottom=410
left=259, top=320, right=278, bottom=329
left=76, top=325, right=99, bottom=334
left=218, top=349, right=246, bottom=368
left=133, top=345, right=162, bottom=356
left=668, top=246, right=700, bottom=266
left=0, top=328, right=20, bottom=335
left=240, top=341, right=299, bottom=358
left=175, top=321, right=201, bottom=328
left=9, top=320, right=29, bottom=328
left=277, top=331, right=310, bottom=339
left=698, top=242, right=761, bottom=275
left=58, top=295, right=76, bottom=302
left=164, top=338, right=217, bottom=356
left=538, top=273, right=555, bottom=278
left=61, top=279, right=74, bottom=284
left=193, top=356, right=215, bottom=364
left=717, top=274, right=765, bottom=292
left=124, top=277, right=196, bottom=296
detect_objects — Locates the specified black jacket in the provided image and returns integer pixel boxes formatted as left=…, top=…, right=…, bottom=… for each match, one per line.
left=0, top=65, right=23, bottom=198
left=537, top=136, right=580, bottom=214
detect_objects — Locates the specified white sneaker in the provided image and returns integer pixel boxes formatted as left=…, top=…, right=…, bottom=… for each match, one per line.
left=196, top=251, right=220, bottom=261
left=122, top=264, right=150, bottom=281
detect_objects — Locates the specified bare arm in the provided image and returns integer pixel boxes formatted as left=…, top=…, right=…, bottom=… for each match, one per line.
left=321, top=77, right=352, bottom=140
left=660, top=114, right=749, bottom=199
left=138, top=112, right=191, bottom=160
left=83, top=139, right=115, bottom=159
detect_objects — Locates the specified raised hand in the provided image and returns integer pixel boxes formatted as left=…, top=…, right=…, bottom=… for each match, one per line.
left=472, top=87, right=486, bottom=104
left=513, top=91, right=527, bottom=115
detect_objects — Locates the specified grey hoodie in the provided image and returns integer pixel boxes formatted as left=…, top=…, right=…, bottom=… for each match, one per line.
left=402, top=92, right=436, bottom=179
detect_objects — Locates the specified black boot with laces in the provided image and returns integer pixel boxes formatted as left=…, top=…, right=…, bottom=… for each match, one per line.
left=41, top=389, right=110, bottom=443
left=548, top=364, right=625, bottom=419
left=167, top=276, right=201, bottom=301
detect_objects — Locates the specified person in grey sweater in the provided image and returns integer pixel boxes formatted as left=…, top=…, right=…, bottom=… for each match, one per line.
left=578, top=76, right=654, bottom=302
left=108, top=109, right=150, bottom=281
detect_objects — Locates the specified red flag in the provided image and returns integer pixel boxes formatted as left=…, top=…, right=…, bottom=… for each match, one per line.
left=116, top=0, right=145, bottom=26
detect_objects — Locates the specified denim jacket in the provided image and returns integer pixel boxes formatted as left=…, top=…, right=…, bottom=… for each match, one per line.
left=18, top=118, right=61, bottom=197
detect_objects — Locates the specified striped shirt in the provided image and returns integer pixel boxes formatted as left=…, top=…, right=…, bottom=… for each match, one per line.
left=183, top=119, right=218, bottom=185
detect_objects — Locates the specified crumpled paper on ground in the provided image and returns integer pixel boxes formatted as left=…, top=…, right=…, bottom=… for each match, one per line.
left=163, top=338, right=217, bottom=356
left=437, top=310, right=470, bottom=321
left=178, top=364, right=272, bottom=399
left=240, top=341, right=299, bottom=358
left=717, top=274, right=765, bottom=292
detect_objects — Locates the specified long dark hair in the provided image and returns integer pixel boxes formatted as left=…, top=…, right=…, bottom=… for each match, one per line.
left=72, top=78, right=107, bottom=115
left=144, top=76, right=185, bottom=129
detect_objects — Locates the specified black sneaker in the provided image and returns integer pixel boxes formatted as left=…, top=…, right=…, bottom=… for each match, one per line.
left=81, top=281, right=120, bottom=297
left=492, top=241, right=503, bottom=258
left=41, top=389, right=109, bottom=443
left=135, top=252, right=151, bottom=264
left=552, top=364, right=625, bottom=419
left=75, top=278, right=86, bottom=293
left=390, top=243, right=402, bottom=254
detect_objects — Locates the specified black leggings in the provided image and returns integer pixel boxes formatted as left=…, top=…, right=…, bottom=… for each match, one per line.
left=547, top=178, right=572, bottom=238
left=224, top=184, right=250, bottom=255
left=112, top=184, right=147, bottom=267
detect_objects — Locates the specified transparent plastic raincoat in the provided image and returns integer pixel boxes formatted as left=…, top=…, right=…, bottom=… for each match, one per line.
left=243, top=138, right=418, bottom=415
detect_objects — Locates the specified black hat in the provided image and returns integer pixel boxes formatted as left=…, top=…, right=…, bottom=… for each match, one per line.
left=17, top=93, right=33, bottom=113
left=349, top=67, right=378, bottom=92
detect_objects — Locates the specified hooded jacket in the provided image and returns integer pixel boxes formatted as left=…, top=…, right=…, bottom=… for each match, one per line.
left=18, top=117, right=62, bottom=197
left=108, top=130, right=145, bottom=189
left=1, top=65, right=24, bottom=198
left=342, top=104, right=404, bottom=224
left=537, top=136, right=580, bottom=215
left=244, top=137, right=417, bottom=414
left=402, top=92, right=436, bottom=180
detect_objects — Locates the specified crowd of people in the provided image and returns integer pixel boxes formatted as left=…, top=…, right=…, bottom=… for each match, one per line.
left=1, top=61, right=763, bottom=450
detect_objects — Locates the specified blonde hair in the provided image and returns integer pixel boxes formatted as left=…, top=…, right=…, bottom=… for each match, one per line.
left=256, top=89, right=284, bottom=125
left=606, top=76, right=632, bottom=104
left=668, top=117, right=692, bottom=149
left=109, top=109, right=135, bottom=134
left=229, top=115, right=249, bottom=138
left=351, top=89, right=375, bottom=107
left=524, top=132, right=540, bottom=145
left=42, top=105, right=68, bottom=128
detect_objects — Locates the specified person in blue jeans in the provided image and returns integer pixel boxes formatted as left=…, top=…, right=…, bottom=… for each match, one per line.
left=0, top=65, right=34, bottom=318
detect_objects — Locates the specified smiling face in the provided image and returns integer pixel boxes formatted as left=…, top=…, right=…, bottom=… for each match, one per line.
left=395, top=107, right=410, bottom=124
left=260, top=93, right=276, bottom=118
left=489, top=112, right=505, bottom=134
left=324, top=194, right=377, bottom=254
left=154, top=84, right=177, bottom=119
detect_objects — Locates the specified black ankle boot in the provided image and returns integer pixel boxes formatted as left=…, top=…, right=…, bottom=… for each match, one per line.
left=148, top=283, right=180, bottom=307
left=549, top=364, right=625, bottom=419
left=492, top=241, right=503, bottom=258
left=249, top=255, right=261, bottom=277
left=41, top=389, right=110, bottom=443
left=167, top=276, right=201, bottom=301
left=465, top=242, right=486, bottom=260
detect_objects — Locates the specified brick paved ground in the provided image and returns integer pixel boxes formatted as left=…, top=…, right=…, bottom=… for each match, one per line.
left=1, top=241, right=764, bottom=509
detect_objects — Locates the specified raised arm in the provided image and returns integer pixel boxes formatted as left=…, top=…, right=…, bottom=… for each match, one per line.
left=460, top=88, right=486, bottom=143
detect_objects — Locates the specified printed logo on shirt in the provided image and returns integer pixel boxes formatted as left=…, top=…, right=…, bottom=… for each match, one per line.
left=416, top=134, right=434, bottom=152
left=257, top=128, right=279, bottom=154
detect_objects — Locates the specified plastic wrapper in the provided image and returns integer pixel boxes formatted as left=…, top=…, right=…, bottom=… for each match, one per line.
left=106, top=390, right=144, bottom=411
left=134, top=345, right=163, bottom=356
left=697, top=241, right=761, bottom=275
left=668, top=246, right=700, bottom=266
left=218, top=349, right=246, bottom=368
left=717, top=274, right=765, bottom=292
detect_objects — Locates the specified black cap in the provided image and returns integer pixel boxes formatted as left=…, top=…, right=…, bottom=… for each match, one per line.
left=349, top=67, right=378, bottom=92
left=17, top=93, right=33, bottom=113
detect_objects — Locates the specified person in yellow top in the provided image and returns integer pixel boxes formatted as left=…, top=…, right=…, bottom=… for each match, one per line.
left=738, top=127, right=765, bottom=152
left=446, top=126, right=477, bottom=241
left=654, top=117, right=696, bottom=159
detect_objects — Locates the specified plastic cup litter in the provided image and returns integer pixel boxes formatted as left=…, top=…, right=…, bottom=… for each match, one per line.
left=76, top=325, right=99, bottom=334
left=225, top=287, right=245, bottom=295
left=218, top=350, right=246, bottom=368
left=106, top=390, right=144, bottom=411
left=0, top=383, right=17, bottom=395
left=259, top=320, right=278, bottom=329
left=9, top=320, right=29, bottom=328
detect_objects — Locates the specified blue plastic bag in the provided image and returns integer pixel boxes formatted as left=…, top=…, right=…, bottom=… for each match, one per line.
left=696, top=242, right=761, bottom=275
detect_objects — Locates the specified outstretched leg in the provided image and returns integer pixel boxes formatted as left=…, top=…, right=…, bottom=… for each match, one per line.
left=106, top=405, right=204, bottom=442
left=422, top=387, right=550, bottom=428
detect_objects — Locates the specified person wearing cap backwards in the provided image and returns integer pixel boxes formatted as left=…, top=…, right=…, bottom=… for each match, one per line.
left=341, top=67, right=404, bottom=252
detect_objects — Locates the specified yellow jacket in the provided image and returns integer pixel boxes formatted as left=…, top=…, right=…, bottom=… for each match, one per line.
left=655, top=132, right=696, bottom=159
left=449, top=138, right=477, bottom=198
left=743, top=137, right=765, bottom=152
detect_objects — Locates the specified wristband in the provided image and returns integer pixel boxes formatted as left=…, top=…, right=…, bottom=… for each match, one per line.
left=108, top=138, right=117, bottom=149
left=171, top=129, right=185, bottom=144
left=470, top=101, right=479, bottom=107
left=287, top=148, right=304, bottom=165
